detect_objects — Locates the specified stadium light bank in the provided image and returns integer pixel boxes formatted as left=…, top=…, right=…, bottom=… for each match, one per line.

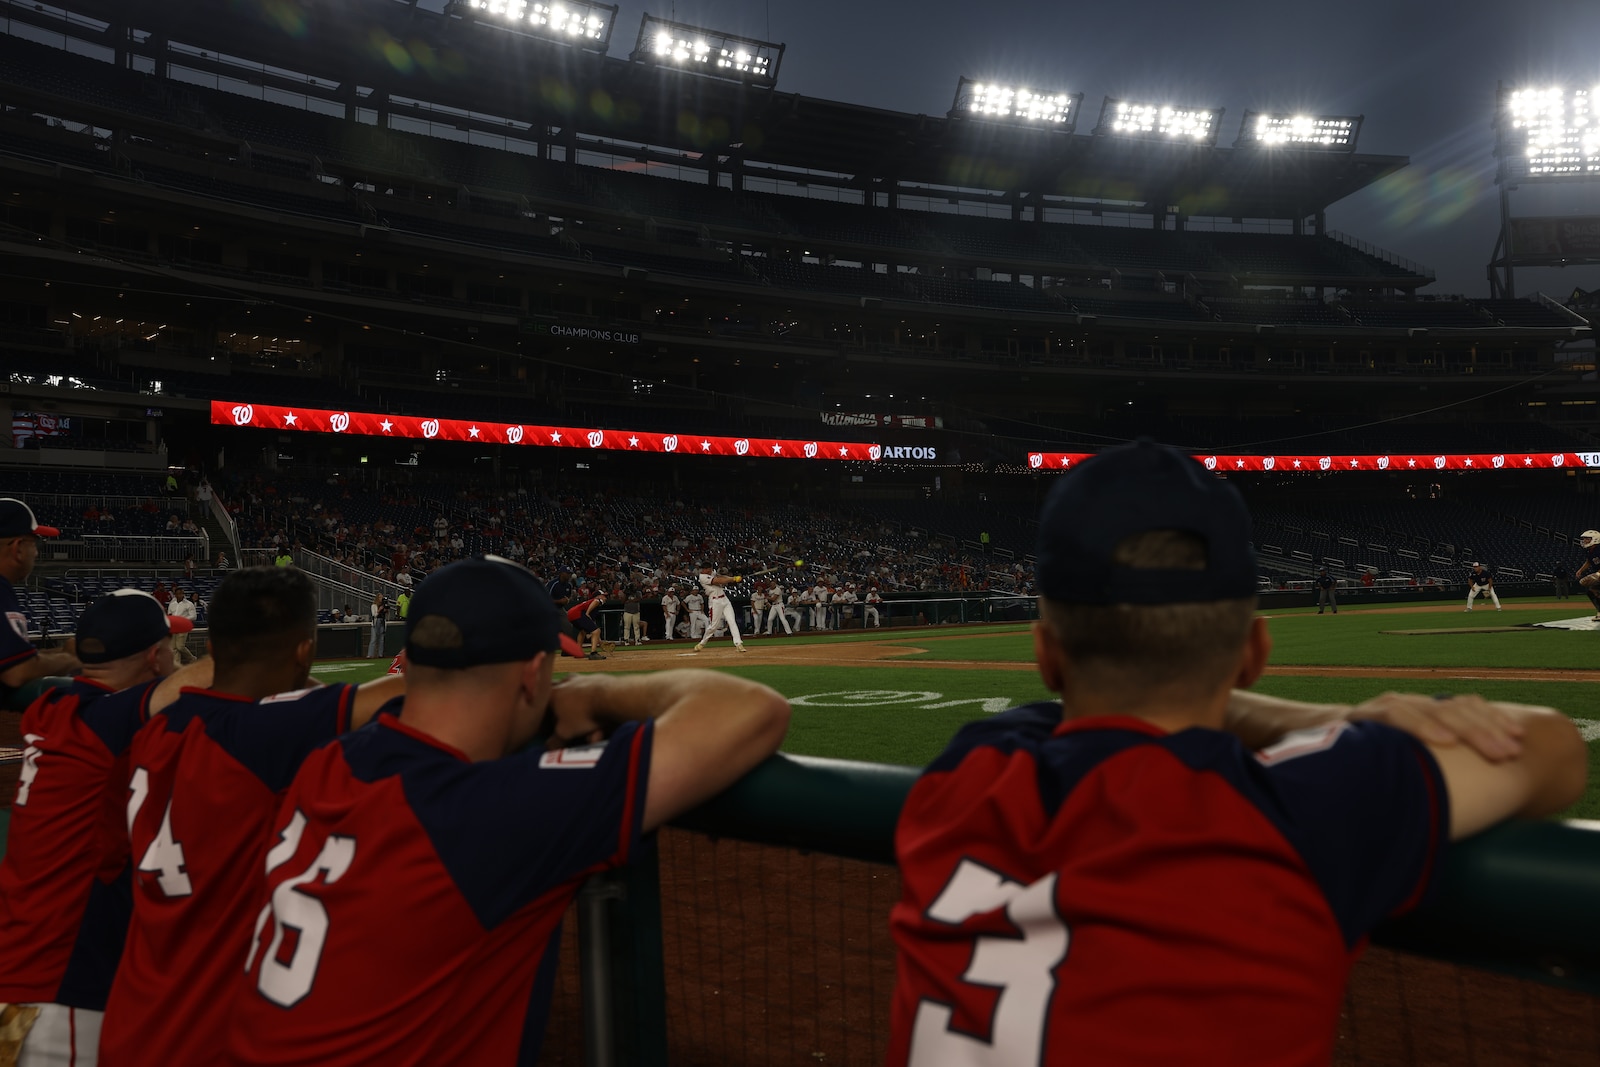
left=1235, top=111, right=1362, bottom=151
left=443, top=0, right=617, bottom=50
left=950, top=77, right=1083, bottom=132
left=1497, top=84, right=1600, bottom=180
left=1094, top=97, right=1223, bottom=146
left=631, top=14, right=784, bottom=89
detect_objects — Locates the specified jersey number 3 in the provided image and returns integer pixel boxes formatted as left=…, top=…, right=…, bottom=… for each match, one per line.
left=246, top=810, right=356, bottom=1008
left=909, top=860, right=1069, bottom=1067
left=126, top=767, right=193, bottom=897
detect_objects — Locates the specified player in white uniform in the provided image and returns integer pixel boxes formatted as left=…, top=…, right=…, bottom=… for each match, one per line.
left=693, top=564, right=747, bottom=653
left=660, top=589, right=680, bottom=642
left=750, top=586, right=768, bottom=636
left=836, top=584, right=858, bottom=628
left=809, top=583, right=829, bottom=631
left=864, top=586, right=883, bottom=628
left=684, top=589, right=706, bottom=639
left=797, top=585, right=817, bottom=632
left=764, top=583, right=793, bottom=635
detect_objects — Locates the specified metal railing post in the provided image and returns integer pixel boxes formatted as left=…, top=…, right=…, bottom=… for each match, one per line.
left=577, top=844, right=668, bottom=1067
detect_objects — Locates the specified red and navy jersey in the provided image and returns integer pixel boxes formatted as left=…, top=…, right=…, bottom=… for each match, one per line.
left=888, top=702, right=1449, bottom=1067
left=1585, top=544, right=1600, bottom=572
left=229, top=714, right=653, bottom=1066
left=0, top=574, right=37, bottom=676
left=102, top=683, right=355, bottom=1067
left=0, top=678, right=156, bottom=1010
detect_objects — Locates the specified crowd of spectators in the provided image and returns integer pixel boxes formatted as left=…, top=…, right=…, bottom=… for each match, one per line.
left=220, top=472, right=1037, bottom=605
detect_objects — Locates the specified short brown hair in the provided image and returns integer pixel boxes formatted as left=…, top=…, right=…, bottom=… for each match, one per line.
left=1038, top=530, right=1255, bottom=705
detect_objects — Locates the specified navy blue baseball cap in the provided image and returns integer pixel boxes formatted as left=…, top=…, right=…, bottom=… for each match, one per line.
left=0, top=498, right=59, bottom=539
left=77, top=589, right=193, bottom=664
left=406, top=556, right=584, bottom=668
left=1035, top=439, right=1257, bottom=605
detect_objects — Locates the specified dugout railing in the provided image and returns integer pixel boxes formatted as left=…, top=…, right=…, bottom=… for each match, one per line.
left=573, top=754, right=1600, bottom=1067
left=0, top=754, right=1596, bottom=1063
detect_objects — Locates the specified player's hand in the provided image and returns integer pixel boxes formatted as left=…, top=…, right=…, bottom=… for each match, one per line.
left=545, top=675, right=618, bottom=749
left=1349, top=691, right=1527, bottom=762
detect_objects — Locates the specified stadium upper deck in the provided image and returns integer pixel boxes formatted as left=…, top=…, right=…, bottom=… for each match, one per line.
left=4, top=0, right=1409, bottom=227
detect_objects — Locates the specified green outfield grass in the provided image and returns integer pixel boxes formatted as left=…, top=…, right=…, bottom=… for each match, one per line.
left=312, top=601, right=1600, bottom=819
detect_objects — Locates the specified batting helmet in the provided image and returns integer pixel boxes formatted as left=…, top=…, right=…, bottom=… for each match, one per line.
left=1582, top=531, right=1600, bottom=548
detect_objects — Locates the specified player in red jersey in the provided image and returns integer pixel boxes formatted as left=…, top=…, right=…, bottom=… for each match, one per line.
left=887, top=440, right=1586, bottom=1067
left=0, top=498, right=80, bottom=711
left=0, top=591, right=206, bottom=1066
left=228, top=556, right=789, bottom=1066
left=100, top=567, right=405, bottom=1067
left=567, top=590, right=608, bottom=659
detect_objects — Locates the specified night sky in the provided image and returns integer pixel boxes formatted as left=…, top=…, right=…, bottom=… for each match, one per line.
left=469, top=0, right=1600, bottom=299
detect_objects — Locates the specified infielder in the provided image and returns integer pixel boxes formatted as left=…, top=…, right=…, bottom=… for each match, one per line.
left=887, top=440, right=1586, bottom=1066
left=764, top=583, right=794, bottom=635
left=684, top=588, right=706, bottom=640
left=693, top=564, right=747, bottom=653
left=1578, top=531, right=1600, bottom=621
left=660, top=588, right=680, bottom=642
left=1465, top=562, right=1501, bottom=612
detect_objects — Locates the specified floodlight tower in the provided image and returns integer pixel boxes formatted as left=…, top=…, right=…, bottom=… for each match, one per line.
left=950, top=78, right=1083, bottom=131
left=631, top=15, right=784, bottom=88
left=442, top=0, right=618, bottom=51
left=1235, top=111, right=1362, bottom=151
left=1490, top=83, right=1600, bottom=298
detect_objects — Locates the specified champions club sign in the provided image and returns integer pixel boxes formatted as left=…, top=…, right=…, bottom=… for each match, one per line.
left=214, top=402, right=881, bottom=462
left=1025, top=450, right=1600, bottom=473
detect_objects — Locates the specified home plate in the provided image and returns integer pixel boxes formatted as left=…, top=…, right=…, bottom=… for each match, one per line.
left=1529, top=616, right=1600, bottom=631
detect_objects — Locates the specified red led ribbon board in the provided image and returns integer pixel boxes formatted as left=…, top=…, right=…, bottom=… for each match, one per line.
left=1026, top=451, right=1600, bottom=473
left=212, top=401, right=882, bottom=462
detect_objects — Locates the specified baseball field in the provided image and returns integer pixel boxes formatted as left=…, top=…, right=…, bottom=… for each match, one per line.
left=315, top=596, right=1600, bottom=819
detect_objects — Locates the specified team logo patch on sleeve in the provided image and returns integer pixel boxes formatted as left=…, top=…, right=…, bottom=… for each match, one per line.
left=539, top=743, right=607, bottom=769
left=259, top=687, right=321, bottom=705
left=1255, top=722, right=1349, bottom=765
left=6, top=612, right=27, bottom=640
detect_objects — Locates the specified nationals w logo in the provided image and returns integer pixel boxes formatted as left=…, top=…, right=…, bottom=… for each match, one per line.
left=420, top=420, right=440, bottom=439
left=506, top=425, right=523, bottom=444
left=329, top=412, right=350, bottom=433
left=803, top=442, right=819, bottom=458
left=232, top=404, right=254, bottom=427
left=587, top=431, right=605, bottom=448
left=734, top=439, right=750, bottom=456
left=663, top=435, right=678, bottom=453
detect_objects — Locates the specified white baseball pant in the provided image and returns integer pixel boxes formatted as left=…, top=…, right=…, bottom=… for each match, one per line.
left=765, top=604, right=792, bottom=634
left=1466, top=586, right=1501, bottom=609
left=697, top=599, right=742, bottom=647
left=689, top=610, right=707, bottom=639
left=17, top=1003, right=103, bottom=1066
left=864, top=605, right=880, bottom=627
left=663, top=611, right=678, bottom=640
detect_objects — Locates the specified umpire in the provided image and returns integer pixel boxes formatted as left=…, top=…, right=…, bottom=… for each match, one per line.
left=1315, top=567, right=1337, bottom=615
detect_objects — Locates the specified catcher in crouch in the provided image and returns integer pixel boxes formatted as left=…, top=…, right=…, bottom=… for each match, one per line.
left=1577, top=530, right=1600, bottom=621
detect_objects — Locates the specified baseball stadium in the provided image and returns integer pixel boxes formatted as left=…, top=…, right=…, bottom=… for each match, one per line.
left=1, top=0, right=1600, bottom=1063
